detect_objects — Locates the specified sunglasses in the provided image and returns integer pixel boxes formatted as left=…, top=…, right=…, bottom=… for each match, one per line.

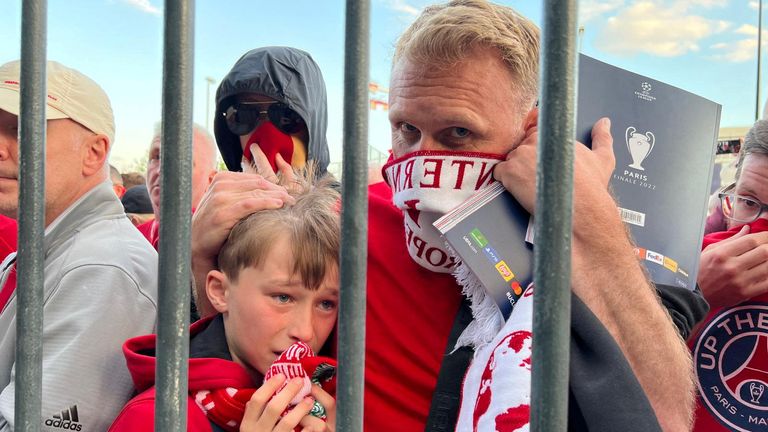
left=223, top=101, right=303, bottom=136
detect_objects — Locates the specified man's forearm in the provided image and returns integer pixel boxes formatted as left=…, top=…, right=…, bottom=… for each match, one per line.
left=571, top=194, right=694, bottom=431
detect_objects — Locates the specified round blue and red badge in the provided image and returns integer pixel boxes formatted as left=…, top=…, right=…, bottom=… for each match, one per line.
left=694, top=303, right=768, bottom=431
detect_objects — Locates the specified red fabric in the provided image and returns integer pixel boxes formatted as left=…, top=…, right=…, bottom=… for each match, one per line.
left=196, top=342, right=336, bottom=432
left=691, top=218, right=768, bottom=432
left=0, top=215, right=17, bottom=311
left=136, top=219, right=159, bottom=251
left=0, top=215, right=16, bottom=259
left=364, top=182, right=463, bottom=431
left=243, top=121, right=294, bottom=172
left=108, top=317, right=254, bottom=432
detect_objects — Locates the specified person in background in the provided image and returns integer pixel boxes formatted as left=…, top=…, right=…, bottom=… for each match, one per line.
left=109, top=163, right=126, bottom=198
left=137, top=123, right=218, bottom=249
left=690, top=119, right=768, bottom=431
left=121, top=185, right=155, bottom=227
left=191, top=46, right=332, bottom=301
left=0, top=60, right=158, bottom=431
left=121, top=171, right=146, bottom=191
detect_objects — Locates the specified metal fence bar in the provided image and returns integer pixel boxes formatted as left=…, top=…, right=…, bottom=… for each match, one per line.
left=154, top=0, right=194, bottom=430
left=337, top=0, right=370, bottom=430
left=15, top=0, right=47, bottom=430
left=530, top=0, right=578, bottom=431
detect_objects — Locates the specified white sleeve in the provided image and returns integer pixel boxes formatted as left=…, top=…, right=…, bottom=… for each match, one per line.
left=0, top=264, right=157, bottom=432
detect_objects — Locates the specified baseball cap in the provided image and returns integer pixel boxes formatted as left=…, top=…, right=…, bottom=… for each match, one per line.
left=0, top=60, right=115, bottom=144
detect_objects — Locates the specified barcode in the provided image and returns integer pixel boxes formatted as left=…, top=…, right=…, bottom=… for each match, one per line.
left=619, top=207, right=646, bottom=227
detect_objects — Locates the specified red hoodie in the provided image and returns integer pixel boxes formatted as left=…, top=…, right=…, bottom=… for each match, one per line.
left=691, top=218, right=768, bottom=431
left=108, top=316, right=254, bottom=432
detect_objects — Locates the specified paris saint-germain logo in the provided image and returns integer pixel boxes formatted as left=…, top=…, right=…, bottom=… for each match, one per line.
left=694, top=304, right=768, bottom=431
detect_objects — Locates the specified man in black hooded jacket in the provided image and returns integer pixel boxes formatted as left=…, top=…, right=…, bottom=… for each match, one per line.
left=213, top=46, right=330, bottom=175
left=191, top=47, right=332, bottom=293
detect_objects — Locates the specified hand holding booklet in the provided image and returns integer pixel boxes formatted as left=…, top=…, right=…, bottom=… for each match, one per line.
left=434, top=54, right=721, bottom=319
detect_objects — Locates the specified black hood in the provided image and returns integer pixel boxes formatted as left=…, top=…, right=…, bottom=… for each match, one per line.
left=214, top=46, right=330, bottom=173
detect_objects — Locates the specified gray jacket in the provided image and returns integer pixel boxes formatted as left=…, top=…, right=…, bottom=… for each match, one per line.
left=214, top=46, right=330, bottom=173
left=0, top=181, right=158, bottom=432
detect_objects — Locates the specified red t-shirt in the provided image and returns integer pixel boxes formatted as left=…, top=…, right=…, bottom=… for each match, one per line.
left=364, top=182, right=463, bottom=431
left=691, top=218, right=768, bottom=431
left=136, top=219, right=159, bottom=251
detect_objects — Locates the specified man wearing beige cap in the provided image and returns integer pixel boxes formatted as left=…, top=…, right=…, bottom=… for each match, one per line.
left=0, top=60, right=158, bottom=432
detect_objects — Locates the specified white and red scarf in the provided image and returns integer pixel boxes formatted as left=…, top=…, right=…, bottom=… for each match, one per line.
left=382, top=150, right=503, bottom=273
left=384, top=150, right=534, bottom=430
left=194, top=341, right=336, bottom=432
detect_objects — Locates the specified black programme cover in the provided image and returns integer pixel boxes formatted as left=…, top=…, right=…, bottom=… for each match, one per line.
left=576, top=54, right=721, bottom=290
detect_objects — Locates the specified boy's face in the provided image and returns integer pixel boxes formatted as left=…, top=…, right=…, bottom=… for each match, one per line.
left=209, top=234, right=339, bottom=379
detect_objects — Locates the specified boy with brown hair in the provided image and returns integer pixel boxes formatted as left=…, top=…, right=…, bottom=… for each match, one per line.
left=109, top=169, right=339, bottom=432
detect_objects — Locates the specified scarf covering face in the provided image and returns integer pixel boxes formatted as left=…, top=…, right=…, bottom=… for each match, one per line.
left=382, top=150, right=504, bottom=273
left=194, top=341, right=336, bottom=432
left=242, top=120, right=295, bottom=173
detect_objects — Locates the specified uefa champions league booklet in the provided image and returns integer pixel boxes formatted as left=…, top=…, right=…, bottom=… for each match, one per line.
left=434, top=54, right=721, bottom=320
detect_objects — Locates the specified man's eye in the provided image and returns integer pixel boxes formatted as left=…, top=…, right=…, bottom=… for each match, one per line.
left=399, top=122, right=419, bottom=134
left=450, top=127, right=471, bottom=138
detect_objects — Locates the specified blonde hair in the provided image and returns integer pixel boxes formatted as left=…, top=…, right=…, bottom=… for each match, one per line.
left=217, top=166, right=340, bottom=290
left=393, top=0, right=540, bottom=108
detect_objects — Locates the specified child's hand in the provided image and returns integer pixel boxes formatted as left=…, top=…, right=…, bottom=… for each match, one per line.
left=240, top=375, right=333, bottom=432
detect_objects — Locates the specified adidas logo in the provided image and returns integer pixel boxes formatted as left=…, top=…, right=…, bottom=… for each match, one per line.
left=44, top=405, right=82, bottom=431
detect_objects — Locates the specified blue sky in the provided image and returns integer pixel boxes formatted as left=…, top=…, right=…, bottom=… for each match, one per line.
left=0, top=0, right=765, bottom=171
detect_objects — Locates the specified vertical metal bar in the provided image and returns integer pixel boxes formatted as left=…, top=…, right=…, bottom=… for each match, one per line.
left=531, top=0, right=577, bottom=431
left=15, top=0, right=47, bottom=431
left=757, top=0, right=763, bottom=121
left=338, top=0, right=370, bottom=430
left=154, top=0, right=194, bottom=431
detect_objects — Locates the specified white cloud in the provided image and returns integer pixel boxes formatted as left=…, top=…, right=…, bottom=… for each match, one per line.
left=595, top=2, right=730, bottom=56
left=385, top=0, right=420, bottom=16
left=579, top=0, right=625, bottom=23
left=750, top=1, right=760, bottom=10
left=709, top=23, right=768, bottom=62
left=688, top=0, right=729, bottom=7
left=736, top=23, right=759, bottom=35
left=711, top=38, right=758, bottom=61
left=121, top=0, right=161, bottom=15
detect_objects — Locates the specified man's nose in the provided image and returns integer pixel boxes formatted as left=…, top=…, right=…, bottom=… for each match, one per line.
left=0, top=134, right=14, bottom=161
left=412, top=135, right=443, bottom=153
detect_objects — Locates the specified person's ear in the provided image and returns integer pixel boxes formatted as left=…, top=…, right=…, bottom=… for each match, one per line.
left=82, top=134, right=110, bottom=177
left=206, top=270, right=230, bottom=313
left=522, top=106, right=539, bottom=132
left=113, top=183, right=126, bottom=199
left=206, top=169, right=217, bottom=187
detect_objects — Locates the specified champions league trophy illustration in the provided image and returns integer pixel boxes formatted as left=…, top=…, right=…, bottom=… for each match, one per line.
left=625, top=127, right=655, bottom=171
left=750, top=382, right=765, bottom=404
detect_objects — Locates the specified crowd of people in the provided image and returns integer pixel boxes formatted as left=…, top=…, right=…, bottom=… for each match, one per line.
left=0, top=0, right=766, bottom=431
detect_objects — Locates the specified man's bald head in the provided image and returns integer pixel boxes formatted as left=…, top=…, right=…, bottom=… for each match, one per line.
left=146, top=123, right=219, bottom=219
